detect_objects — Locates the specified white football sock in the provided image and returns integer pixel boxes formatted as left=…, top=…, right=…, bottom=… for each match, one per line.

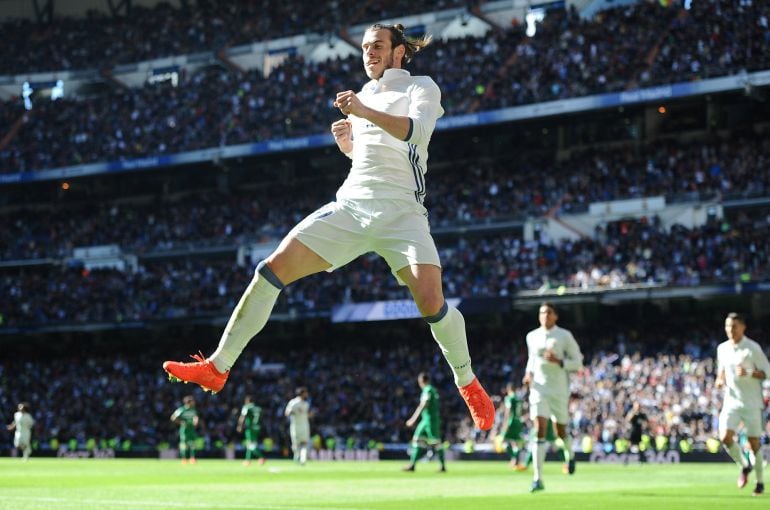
left=210, top=262, right=282, bottom=372
left=561, top=434, right=572, bottom=463
left=299, top=446, right=307, bottom=465
left=751, top=449, right=764, bottom=483
left=534, top=439, right=546, bottom=482
left=725, top=442, right=749, bottom=468
left=427, top=304, right=475, bottom=387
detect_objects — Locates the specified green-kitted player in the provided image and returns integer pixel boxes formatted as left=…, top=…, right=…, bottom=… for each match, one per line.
left=237, top=395, right=265, bottom=466
left=502, top=382, right=527, bottom=470
left=170, top=395, right=199, bottom=464
left=403, top=372, right=446, bottom=472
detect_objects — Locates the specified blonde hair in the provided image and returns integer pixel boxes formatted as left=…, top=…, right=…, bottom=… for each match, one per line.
left=367, top=23, right=432, bottom=64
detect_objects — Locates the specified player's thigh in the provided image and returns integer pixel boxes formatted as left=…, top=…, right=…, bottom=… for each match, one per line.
left=373, top=203, right=442, bottom=306
left=739, top=408, right=765, bottom=438
left=278, top=202, right=369, bottom=282
left=529, top=394, right=551, bottom=423
left=412, top=421, right=430, bottom=442
left=718, top=407, right=742, bottom=439
left=504, top=422, right=523, bottom=441
left=426, top=421, right=442, bottom=444
left=292, top=427, right=310, bottom=446
left=549, top=395, right=569, bottom=425
left=396, top=264, right=444, bottom=316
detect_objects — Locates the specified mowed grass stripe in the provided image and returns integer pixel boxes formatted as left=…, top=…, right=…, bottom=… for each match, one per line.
left=0, top=459, right=765, bottom=510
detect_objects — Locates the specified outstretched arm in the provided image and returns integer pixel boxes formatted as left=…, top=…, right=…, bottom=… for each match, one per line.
left=406, top=400, right=427, bottom=428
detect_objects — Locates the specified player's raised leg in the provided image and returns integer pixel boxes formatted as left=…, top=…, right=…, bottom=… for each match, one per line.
left=398, top=264, right=494, bottom=430
left=163, top=236, right=330, bottom=392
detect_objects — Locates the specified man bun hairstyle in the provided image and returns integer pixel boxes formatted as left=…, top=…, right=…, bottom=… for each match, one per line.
left=368, top=23, right=432, bottom=63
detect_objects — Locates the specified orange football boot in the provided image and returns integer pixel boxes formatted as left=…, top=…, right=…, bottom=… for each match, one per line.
left=163, top=352, right=229, bottom=393
left=458, top=377, right=495, bottom=430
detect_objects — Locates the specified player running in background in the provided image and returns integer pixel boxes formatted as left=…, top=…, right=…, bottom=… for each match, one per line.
left=625, top=400, right=648, bottom=463
left=170, top=395, right=199, bottom=464
left=162, top=22, right=494, bottom=432
left=6, top=402, right=34, bottom=461
left=237, top=395, right=265, bottom=466
left=403, top=372, right=446, bottom=472
left=501, top=382, right=527, bottom=470
left=715, top=312, right=770, bottom=496
left=523, top=302, right=583, bottom=492
left=285, top=387, right=311, bottom=465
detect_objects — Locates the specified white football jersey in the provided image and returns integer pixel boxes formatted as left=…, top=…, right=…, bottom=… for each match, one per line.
left=285, top=397, right=310, bottom=429
left=525, top=325, right=583, bottom=398
left=336, top=68, right=444, bottom=203
left=13, top=411, right=34, bottom=443
left=717, top=336, right=770, bottom=410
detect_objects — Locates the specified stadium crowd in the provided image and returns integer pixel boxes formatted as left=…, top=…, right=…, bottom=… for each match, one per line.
left=2, top=318, right=766, bottom=455
left=2, top=1, right=770, bottom=174
left=2, top=208, right=769, bottom=328
left=2, top=133, right=769, bottom=261
left=2, top=0, right=769, bottom=460
left=0, top=0, right=473, bottom=75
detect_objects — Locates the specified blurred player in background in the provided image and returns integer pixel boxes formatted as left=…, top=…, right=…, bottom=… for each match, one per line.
left=6, top=402, right=34, bottom=461
left=523, top=302, right=583, bottom=492
left=285, top=387, right=311, bottom=465
left=403, top=372, right=446, bottom=472
left=715, top=312, right=770, bottom=496
left=237, top=395, right=265, bottom=466
left=501, top=382, right=527, bottom=471
left=162, top=22, right=494, bottom=432
left=625, top=400, right=648, bottom=463
left=171, top=395, right=199, bottom=464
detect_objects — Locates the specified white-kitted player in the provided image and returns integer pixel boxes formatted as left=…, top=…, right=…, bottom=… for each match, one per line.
left=716, top=312, right=770, bottom=497
left=7, top=402, right=35, bottom=461
left=523, top=302, right=583, bottom=493
left=285, top=387, right=311, bottom=465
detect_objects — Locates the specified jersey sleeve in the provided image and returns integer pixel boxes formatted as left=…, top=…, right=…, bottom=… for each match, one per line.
left=562, top=331, right=584, bottom=372
left=404, top=78, right=444, bottom=146
left=751, top=342, right=770, bottom=377
left=525, top=333, right=534, bottom=374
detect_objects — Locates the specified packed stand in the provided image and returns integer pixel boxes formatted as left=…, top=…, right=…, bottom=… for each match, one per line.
left=4, top=2, right=770, bottom=175
left=2, top=319, right=765, bottom=454
left=2, top=133, right=768, bottom=261
left=0, top=0, right=472, bottom=75
left=640, top=0, right=770, bottom=87
left=0, top=329, right=503, bottom=454
left=2, top=207, right=769, bottom=328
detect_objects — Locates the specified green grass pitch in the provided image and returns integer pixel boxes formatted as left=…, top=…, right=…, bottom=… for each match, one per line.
left=0, top=458, right=764, bottom=509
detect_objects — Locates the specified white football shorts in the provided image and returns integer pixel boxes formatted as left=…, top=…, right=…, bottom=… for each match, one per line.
left=719, top=405, right=765, bottom=437
left=529, top=390, right=569, bottom=425
left=289, top=198, right=441, bottom=284
left=290, top=424, right=310, bottom=447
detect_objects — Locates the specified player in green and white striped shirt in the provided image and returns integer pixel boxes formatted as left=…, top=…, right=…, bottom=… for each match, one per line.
left=403, top=372, right=446, bottom=472
left=237, top=395, right=265, bottom=466
left=170, top=395, right=199, bottom=464
left=502, top=383, right=527, bottom=470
